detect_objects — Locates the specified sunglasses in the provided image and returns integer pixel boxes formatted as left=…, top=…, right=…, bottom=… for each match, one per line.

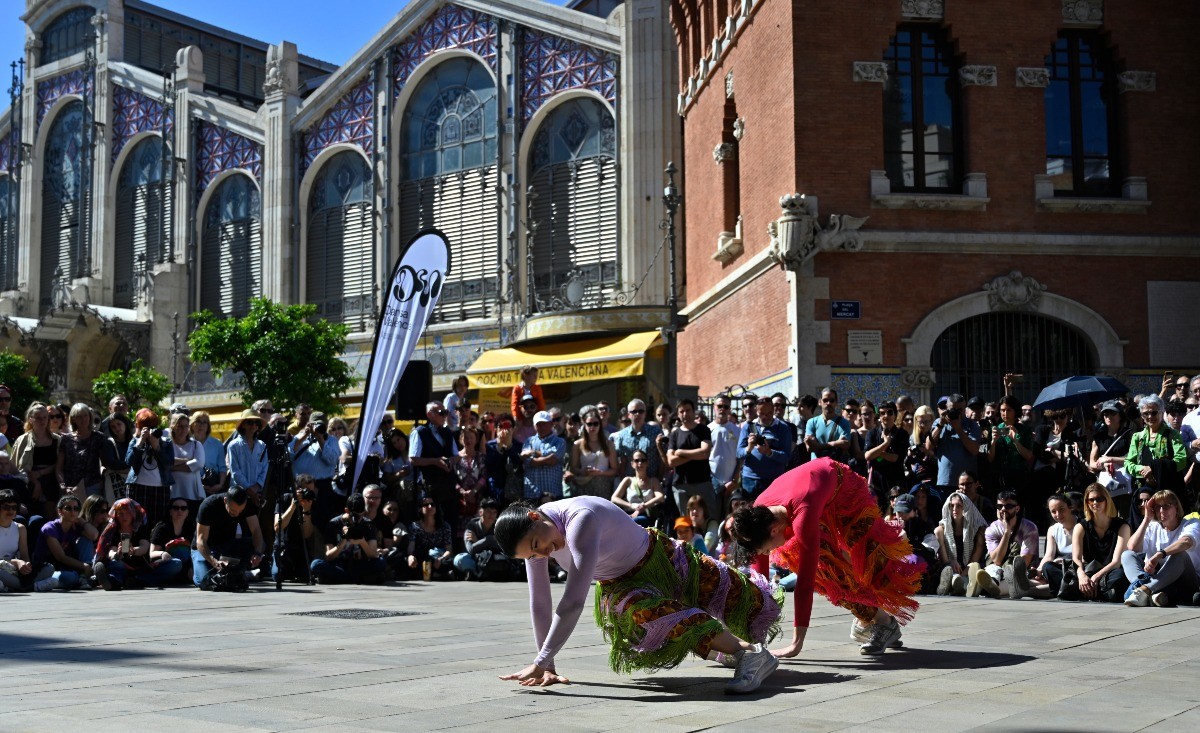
left=1086, top=497, right=1107, bottom=504
left=878, top=409, right=896, bottom=415
left=631, top=458, right=647, bottom=463
left=171, top=505, right=190, bottom=511
left=585, top=422, right=600, bottom=427
left=434, top=409, right=448, bottom=415
left=996, top=503, right=1018, bottom=510
left=61, top=505, right=81, bottom=513
left=629, top=409, right=645, bottom=414
left=1175, top=382, right=1189, bottom=389
left=48, top=412, right=63, bottom=419
left=1141, top=410, right=1160, bottom=417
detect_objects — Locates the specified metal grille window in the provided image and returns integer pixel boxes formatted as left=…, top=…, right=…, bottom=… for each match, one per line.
left=398, top=57, right=500, bottom=324
left=307, top=151, right=374, bottom=332
left=883, top=26, right=962, bottom=192
left=200, top=174, right=261, bottom=318
left=40, top=101, right=88, bottom=312
left=0, top=176, right=15, bottom=291
left=114, top=137, right=171, bottom=308
left=40, top=7, right=96, bottom=66
left=527, top=97, right=617, bottom=312
left=1045, top=32, right=1119, bottom=197
left=931, top=313, right=1096, bottom=402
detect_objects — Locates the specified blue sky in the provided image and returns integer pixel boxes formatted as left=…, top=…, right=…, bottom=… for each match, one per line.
left=2, top=0, right=574, bottom=84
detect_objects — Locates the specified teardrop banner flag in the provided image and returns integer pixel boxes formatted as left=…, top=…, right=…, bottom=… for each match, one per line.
left=351, top=229, right=451, bottom=490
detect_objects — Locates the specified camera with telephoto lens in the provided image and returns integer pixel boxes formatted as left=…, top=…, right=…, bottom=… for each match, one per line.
left=341, top=513, right=371, bottom=541
left=295, top=487, right=315, bottom=502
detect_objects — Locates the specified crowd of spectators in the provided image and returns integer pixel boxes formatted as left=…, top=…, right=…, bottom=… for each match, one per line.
left=1, top=370, right=1197, bottom=607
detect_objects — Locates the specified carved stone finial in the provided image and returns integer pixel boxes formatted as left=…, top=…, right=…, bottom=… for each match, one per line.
left=713, top=142, right=736, bottom=164
left=732, top=117, right=745, bottom=141
left=984, top=271, right=1047, bottom=312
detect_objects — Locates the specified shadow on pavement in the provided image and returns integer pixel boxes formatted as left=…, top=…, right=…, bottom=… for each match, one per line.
left=797, top=647, right=1034, bottom=671
left=520, top=669, right=856, bottom=701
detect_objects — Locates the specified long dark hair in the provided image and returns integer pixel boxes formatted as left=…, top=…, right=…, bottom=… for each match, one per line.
left=729, top=505, right=776, bottom=554
left=494, top=501, right=539, bottom=556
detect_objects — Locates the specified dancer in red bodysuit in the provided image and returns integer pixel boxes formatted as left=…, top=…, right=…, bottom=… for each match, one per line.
left=731, top=457, right=923, bottom=656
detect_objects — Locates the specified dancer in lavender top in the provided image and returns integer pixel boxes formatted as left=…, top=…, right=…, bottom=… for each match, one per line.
left=494, top=496, right=783, bottom=694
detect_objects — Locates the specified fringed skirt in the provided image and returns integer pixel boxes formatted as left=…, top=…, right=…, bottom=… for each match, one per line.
left=594, top=528, right=782, bottom=675
left=772, top=462, right=924, bottom=625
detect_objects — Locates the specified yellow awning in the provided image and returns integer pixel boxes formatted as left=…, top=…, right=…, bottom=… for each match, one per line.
left=466, top=331, right=663, bottom=389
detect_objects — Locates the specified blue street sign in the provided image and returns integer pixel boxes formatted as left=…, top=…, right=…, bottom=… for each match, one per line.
left=831, top=300, right=860, bottom=319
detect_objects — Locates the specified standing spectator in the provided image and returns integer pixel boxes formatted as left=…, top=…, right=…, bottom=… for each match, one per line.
left=1123, top=489, right=1200, bottom=607
left=667, top=399, right=716, bottom=520
left=611, top=449, right=666, bottom=527
left=513, top=394, right=539, bottom=445
left=509, top=365, right=545, bottom=417
left=988, top=396, right=1034, bottom=496
left=380, top=428, right=412, bottom=506
left=31, top=495, right=100, bottom=591
left=57, top=403, right=114, bottom=499
left=652, top=402, right=673, bottom=430
left=168, top=412, right=205, bottom=517
left=47, top=404, right=68, bottom=436
left=484, top=416, right=522, bottom=504
left=770, top=393, right=798, bottom=450
left=613, top=399, right=663, bottom=480
left=124, top=409, right=175, bottom=530
left=708, top=395, right=740, bottom=506
left=1070, top=484, right=1130, bottom=602
left=934, top=491, right=988, bottom=596
left=0, top=384, right=21, bottom=444
left=286, top=403, right=314, bottom=437
left=0, top=487, right=33, bottom=591
left=191, top=487, right=265, bottom=587
left=9, top=403, right=60, bottom=515
left=104, top=413, right=132, bottom=503
left=803, top=389, right=852, bottom=463
left=566, top=406, right=617, bottom=499
left=291, top=411, right=340, bottom=531
left=1182, top=376, right=1200, bottom=451
left=444, top=375, right=470, bottom=430
left=226, top=409, right=268, bottom=507
left=738, top=395, right=793, bottom=497
left=92, top=497, right=182, bottom=590
left=410, top=401, right=459, bottom=539
left=1089, top=400, right=1133, bottom=513
left=190, top=411, right=227, bottom=495
left=967, top=489, right=1037, bottom=599
left=521, top=411, right=567, bottom=503
left=455, top=426, right=487, bottom=529
left=927, top=394, right=981, bottom=496
left=864, top=401, right=907, bottom=503
left=596, top=401, right=618, bottom=437
left=1125, top=395, right=1188, bottom=499
left=98, top=395, right=133, bottom=440
left=905, top=406, right=937, bottom=483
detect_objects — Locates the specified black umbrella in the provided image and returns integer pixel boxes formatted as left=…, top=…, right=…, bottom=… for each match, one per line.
left=1031, top=375, right=1129, bottom=411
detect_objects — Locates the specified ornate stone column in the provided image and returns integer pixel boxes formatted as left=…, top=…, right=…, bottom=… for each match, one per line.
left=261, top=42, right=300, bottom=303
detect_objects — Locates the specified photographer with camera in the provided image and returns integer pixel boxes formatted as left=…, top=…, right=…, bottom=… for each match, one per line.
left=310, top=493, right=386, bottom=585
left=738, top=395, right=794, bottom=497
left=191, top=486, right=265, bottom=588
left=273, top=473, right=322, bottom=584
left=926, top=394, right=982, bottom=499
left=290, top=412, right=340, bottom=528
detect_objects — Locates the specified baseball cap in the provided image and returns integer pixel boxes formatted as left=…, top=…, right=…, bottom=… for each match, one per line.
left=967, top=396, right=985, bottom=411
left=533, top=410, right=553, bottom=425
left=936, top=395, right=951, bottom=408
left=1100, top=400, right=1121, bottom=414
left=673, top=517, right=693, bottom=531
left=729, top=489, right=750, bottom=504
left=521, top=393, right=538, bottom=404
left=894, top=494, right=915, bottom=513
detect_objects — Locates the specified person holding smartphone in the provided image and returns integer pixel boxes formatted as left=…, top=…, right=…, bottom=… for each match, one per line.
left=988, top=395, right=1033, bottom=497
left=92, top=497, right=182, bottom=590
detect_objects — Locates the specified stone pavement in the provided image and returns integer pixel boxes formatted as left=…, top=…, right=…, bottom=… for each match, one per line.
left=5, top=580, right=1200, bottom=733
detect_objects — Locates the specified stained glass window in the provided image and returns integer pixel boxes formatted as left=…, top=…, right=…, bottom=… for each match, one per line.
left=400, top=57, right=498, bottom=180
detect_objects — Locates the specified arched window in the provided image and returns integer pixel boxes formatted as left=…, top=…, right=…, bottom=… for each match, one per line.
left=114, top=136, right=171, bottom=309
left=40, top=7, right=96, bottom=66
left=0, top=175, right=16, bottom=291
left=40, top=100, right=87, bottom=312
left=527, top=97, right=618, bottom=312
left=307, top=151, right=374, bottom=330
left=398, top=57, right=499, bottom=323
left=1045, top=32, right=1119, bottom=197
left=931, top=313, right=1096, bottom=401
left=883, top=26, right=962, bottom=192
left=200, top=175, right=260, bottom=318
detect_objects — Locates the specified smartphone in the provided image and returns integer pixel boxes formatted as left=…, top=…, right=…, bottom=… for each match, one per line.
left=120, top=534, right=131, bottom=555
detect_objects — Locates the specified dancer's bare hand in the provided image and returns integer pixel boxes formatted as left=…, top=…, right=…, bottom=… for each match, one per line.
left=499, top=663, right=570, bottom=687
left=771, top=640, right=803, bottom=658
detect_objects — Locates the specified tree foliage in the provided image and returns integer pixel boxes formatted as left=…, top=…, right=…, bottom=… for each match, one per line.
left=187, top=298, right=356, bottom=414
left=0, top=350, right=46, bottom=416
left=92, top=359, right=173, bottom=411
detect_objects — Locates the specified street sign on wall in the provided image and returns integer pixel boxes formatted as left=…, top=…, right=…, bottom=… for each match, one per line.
left=831, top=300, right=860, bottom=319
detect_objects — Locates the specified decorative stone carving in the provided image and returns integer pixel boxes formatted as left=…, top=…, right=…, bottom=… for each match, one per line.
left=901, top=0, right=944, bottom=19
left=725, top=70, right=735, bottom=99
left=768, top=194, right=868, bottom=272
left=1016, top=67, right=1050, bottom=88
left=900, top=368, right=935, bottom=391
left=264, top=57, right=284, bottom=95
left=1062, top=0, right=1103, bottom=25
left=713, top=217, right=744, bottom=264
left=1118, top=71, right=1156, bottom=93
left=960, top=65, right=997, bottom=87
left=732, top=117, right=745, bottom=141
left=713, top=142, right=735, bottom=164
left=853, top=62, right=888, bottom=84
left=984, top=271, right=1047, bottom=312
left=24, top=37, right=42, bottom=55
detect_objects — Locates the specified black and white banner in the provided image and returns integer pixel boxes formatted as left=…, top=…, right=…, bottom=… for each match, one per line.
left=351, top=229, right=451, bottom=490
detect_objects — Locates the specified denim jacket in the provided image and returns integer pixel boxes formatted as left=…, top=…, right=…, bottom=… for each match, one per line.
left=125, top=430, right=175, bottom=487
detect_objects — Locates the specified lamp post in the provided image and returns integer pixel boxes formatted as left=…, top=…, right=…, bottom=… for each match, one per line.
left=662, top=161, right=681, bottom=398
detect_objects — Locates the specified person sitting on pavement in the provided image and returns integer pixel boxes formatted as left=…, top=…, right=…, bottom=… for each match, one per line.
left=1122, top=489, right=1200, bottom=607
left=890, top=493, right=940, bottom=594
left=92, top=497, right=182, bottom=590
left=191, top=486, right=266, bottom=587
left=31, top=494, right=100, bottom=591
left=686, top=494, right=721, bottom=555
left=673, top=516, right=708, bottom=556
left=934, top=490, right=988, bottom=596
left=149, top=498, right=196, bottom=584
left=453, top=498, right=513, bottom=580
left=407, top=496, right=454, bottom=580
left=1067, top=483, right=1131, bottom=602
left=967, top=490, right=1037, bottom=599
left=310, top=493, right=386, bottom=585
left=1031, top=493, right=1078, bottom=597
left=0, top=488, right=34, bottom=592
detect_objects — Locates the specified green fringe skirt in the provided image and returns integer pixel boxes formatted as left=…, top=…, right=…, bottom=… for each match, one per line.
left=593, top=528, right=782, bottom=675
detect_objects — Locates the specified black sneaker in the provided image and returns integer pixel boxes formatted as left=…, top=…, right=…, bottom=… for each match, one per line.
left=92, top=562, right=113, bottom=591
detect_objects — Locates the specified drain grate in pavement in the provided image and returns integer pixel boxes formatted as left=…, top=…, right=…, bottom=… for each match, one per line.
left=286, top=609, right=428, bottom=620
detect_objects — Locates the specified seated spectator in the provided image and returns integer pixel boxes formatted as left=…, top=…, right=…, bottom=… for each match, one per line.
left=907, top=482, right=940, bottom=523
left=191, top=486, right=266, bottom=587
left=672, top=517, right=707, bottom=556
left=407, top=497, right=454, bottom=580
left=454, top=498, right=515, bottom=580
left=1066, top=483, right=1131, bottom=602
left=77, top=494, right=110, bottom=565
left=686, top=494, right=721, bottom=555
left=31, top=495, right=100, bottom=591
left=310, top=493, right=386, bottom=585
left=890, top=493, right=939, bottom=593
left=1032, top=493, right=1078, bottom=596
left=0, top=488, right=34, bottom=591
left=966, top=490, right=1037, bottom=599
left=1122, top=489, right=1200, bottom=607
left=92, top=498, right=182, bottom=590
left=956, top=470, right=994, bottom=523
left=934, top=491, right=988, bottom=596
left=611, top=450, right=666, bottom=527
left=882, top=485, right=905, bottom=522
left=150, top=498, right=196, bottom=585
left=272, top=476, right=321, bottom=584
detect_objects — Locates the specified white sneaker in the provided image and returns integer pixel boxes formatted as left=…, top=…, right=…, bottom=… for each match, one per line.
left=1124, top=586, right=1151, bottom=607
left=851, top=619, right=903, bottom=648
left=936, top=565, right=955, bottom=595
left=0, top=559, right=17, bottom=575
left=34, top=577, right=58, bottom=592
left=1151, top=591, right=1170, bottom=608
left=860, top=617, right=902, bottom=656
left=725, top=644, right=779, bottom=695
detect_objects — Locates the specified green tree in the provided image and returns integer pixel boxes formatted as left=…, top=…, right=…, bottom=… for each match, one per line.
left=92, top=359, right=173, bottom=411
left=0, top=350, right=46, bottom=417
left=187, top=298, right=356, bottom=414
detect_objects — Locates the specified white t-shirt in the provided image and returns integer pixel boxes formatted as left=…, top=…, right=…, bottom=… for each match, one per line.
left=708, top=420, right=739, bottom=484
left=1143, top=518, right=1200, bottom=578
left=1049, top=523, right=1074, bottom=560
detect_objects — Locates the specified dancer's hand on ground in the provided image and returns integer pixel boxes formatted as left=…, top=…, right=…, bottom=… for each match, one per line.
left=499, top=663, right=570, bottom=687
left=771, top=640, right=803, bottom=658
